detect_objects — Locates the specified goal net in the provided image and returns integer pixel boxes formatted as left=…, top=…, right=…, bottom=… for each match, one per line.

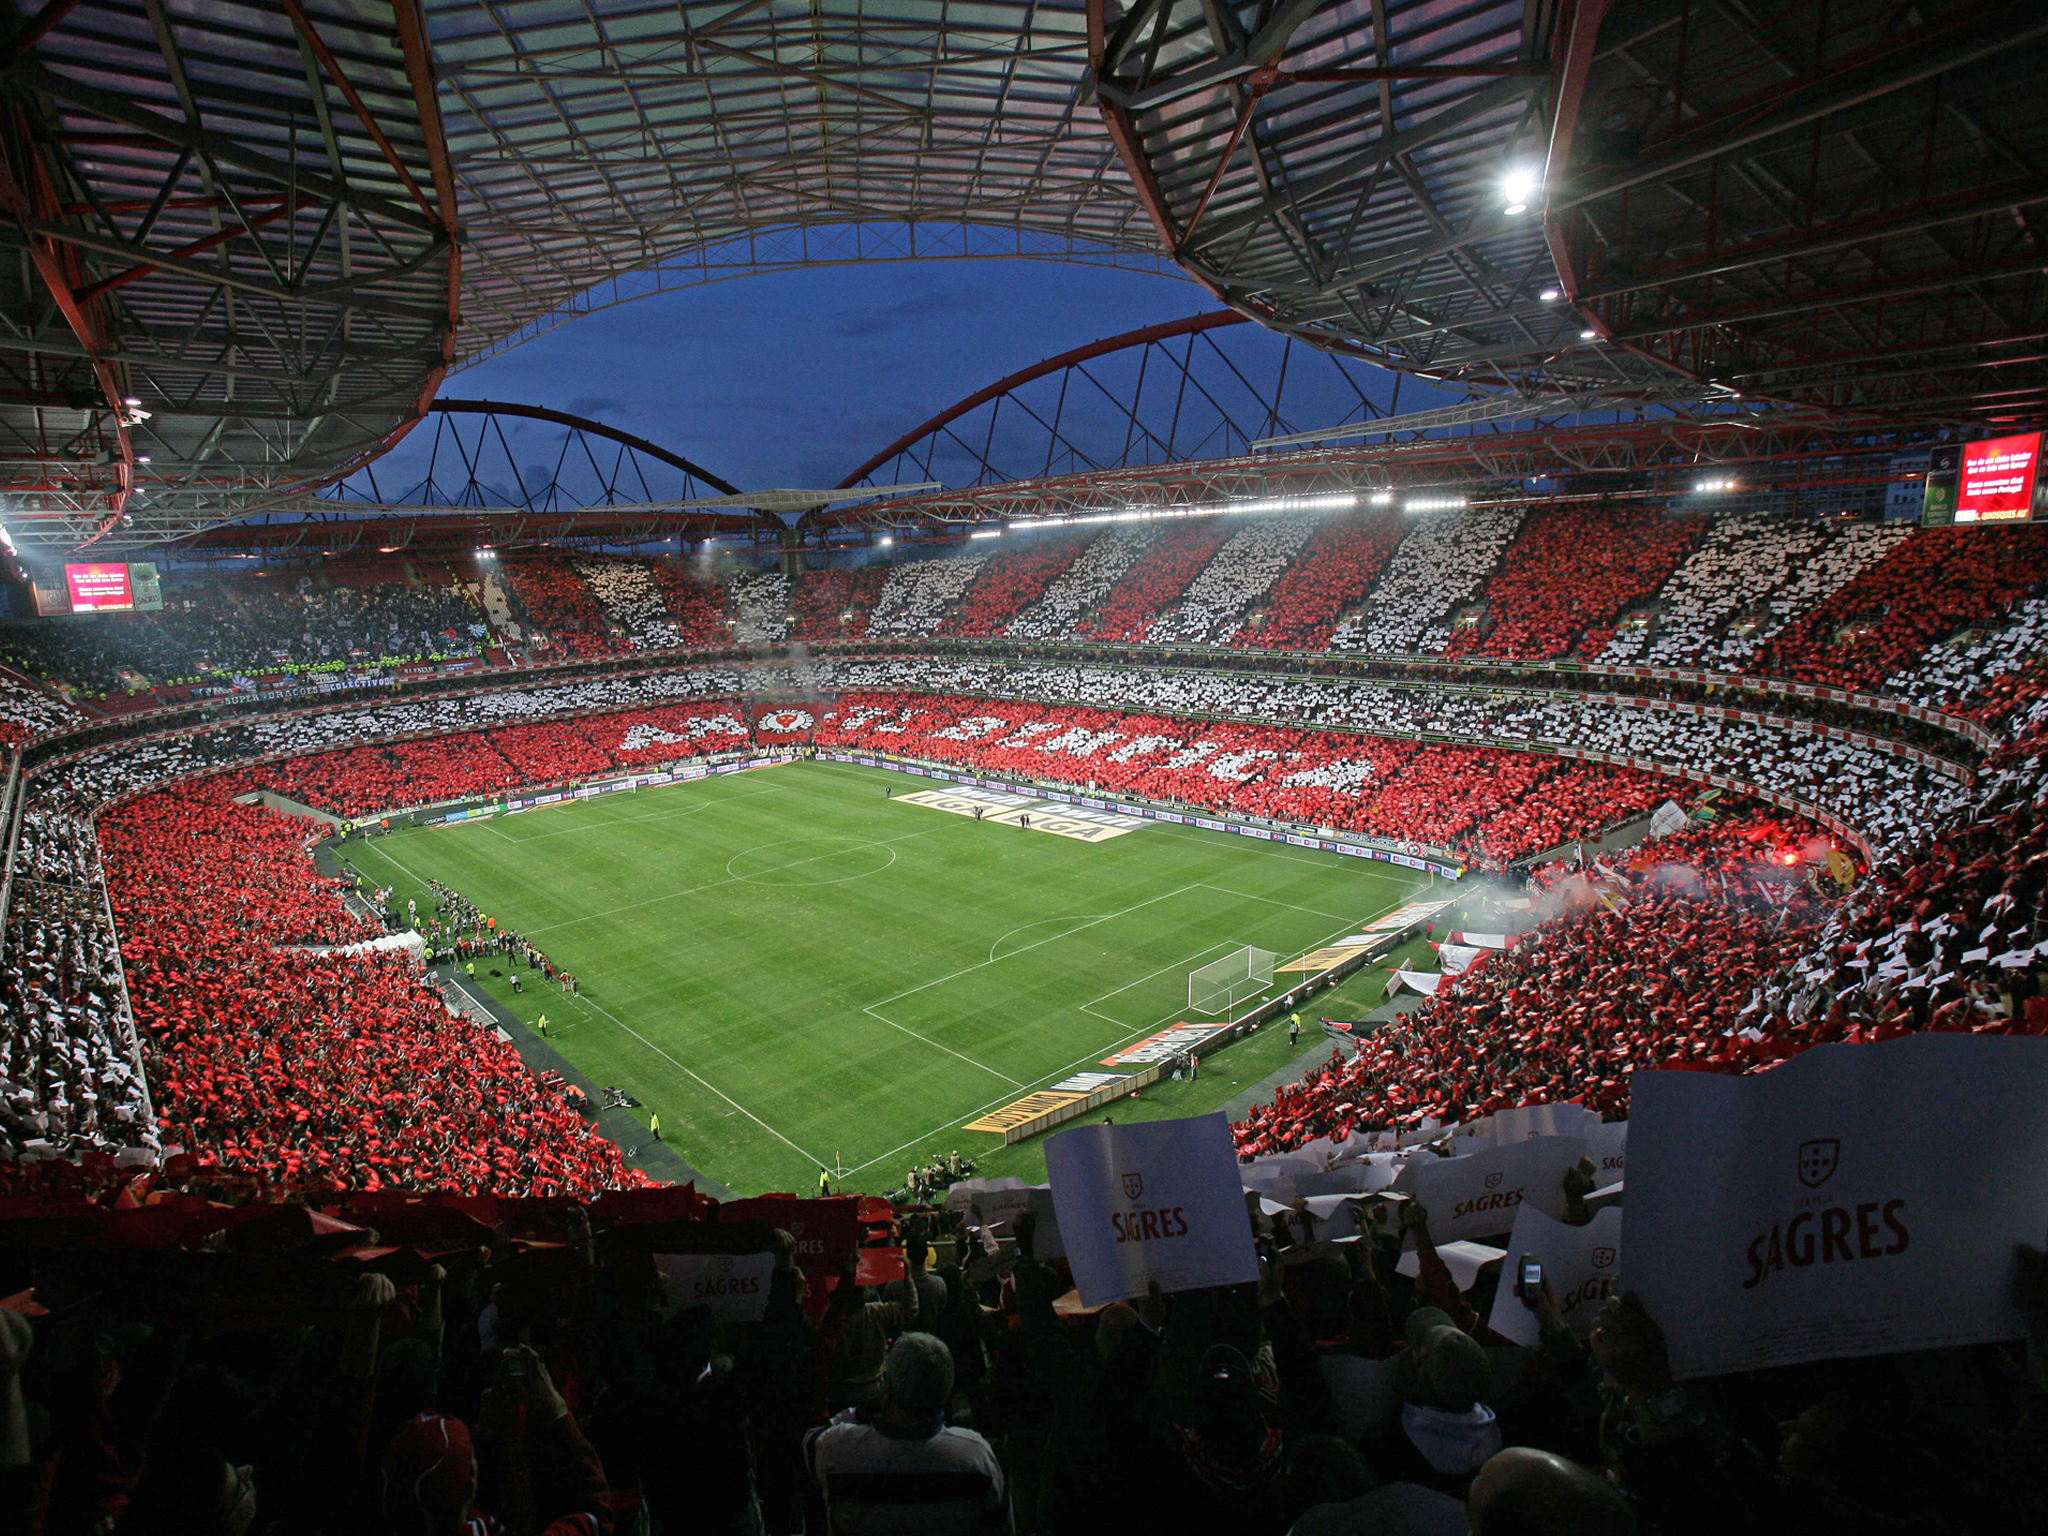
left=1189, top=946, right=1277, bottom=1015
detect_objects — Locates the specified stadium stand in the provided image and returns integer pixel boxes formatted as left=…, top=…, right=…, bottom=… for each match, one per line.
left=97, top=778, right=644, bottom=1195
left=1235, top=508, right=1406, bottom=650
left=727, top=571, right=793, bottom=642
left=866, top=554, right=990, bottom=637
left=1083, top=520, right=1233, bottom=642
left=1334, top=504, right=1523, bottom=653
left=0, top=567, right=488, bottom=695
left=1145, top=516, right=1318, bottom=645
left=813, top=692, right=1663, bottom=863
left=647, top=560, right=733, bottom=646
left=1448, top=503, right=1699, bottom=661
left=1758, top=523, right=2048, bottom=691
left=500, top=559, right=620, bottom=657
left=2, top=538, right=2046, bottom=1536
left=575, top=559, right=684, bottom=649
left=1006, top=525, right=1158, bottom=639
left=938, top=531, right=1093, bottom=637
left=791, top=568, right=887, bottom=640
left=1601, top=513, right=1908, bottom=668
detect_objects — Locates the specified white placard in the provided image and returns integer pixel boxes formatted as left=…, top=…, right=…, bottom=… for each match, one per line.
left=654, top=1251, right=776, bottom=1321
left=1396, top=1239, right=1506, bottom=1292
left=1485, top=1206, right=1625, bottom=1346
left=1625, top=1036, right=2048, bottom=1377
left=1585, top=1120, right=1626, bottom=1189
left=1045, top=1112, right=1261, bottom=1306
left=1453, top=1102, right=1601, bottom=1148
left=1392, top=1136, right=1588, bottom=1243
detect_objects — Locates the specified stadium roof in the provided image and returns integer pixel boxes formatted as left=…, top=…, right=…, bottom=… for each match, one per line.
left=4, top=0, right=2042, bottom=559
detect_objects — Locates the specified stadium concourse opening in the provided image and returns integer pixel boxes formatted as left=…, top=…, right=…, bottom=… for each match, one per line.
left=4, top=0, right=2048, bottom=1531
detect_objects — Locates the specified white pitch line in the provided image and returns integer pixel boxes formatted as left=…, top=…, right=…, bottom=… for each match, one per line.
left=494, top=782, right=790, bottom=841
left=861, top=883, right=1206, bottom=1010
left=1195, top=883, right=1358, bottom=923
left=858, top=1007, right=1028, bottom=1087
left=567, top=987, right=832, bottom=1170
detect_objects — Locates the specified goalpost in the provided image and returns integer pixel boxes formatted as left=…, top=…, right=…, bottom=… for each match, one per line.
left=1189, top=946, right=1278, bottom=1016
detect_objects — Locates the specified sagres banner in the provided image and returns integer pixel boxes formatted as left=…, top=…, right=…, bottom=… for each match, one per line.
left=1045, top=1112, right=1259, bottom=1306
left=654, top=1252, right=776, bottom=1322
left=1626, top=1036, right=2048, bottom=1377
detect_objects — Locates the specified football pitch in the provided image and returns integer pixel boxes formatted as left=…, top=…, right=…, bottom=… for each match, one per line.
left=338, top=759, right=1433, bottom=1194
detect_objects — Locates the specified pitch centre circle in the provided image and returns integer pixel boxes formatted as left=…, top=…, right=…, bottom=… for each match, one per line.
left=725, top=836, right=898, bottom=886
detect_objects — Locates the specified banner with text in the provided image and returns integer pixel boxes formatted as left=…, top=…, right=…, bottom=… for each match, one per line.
left=654, top=1251, right=776, bottom=1322
left=1391, top=1135, right=1588, bottom=1243
left=1625, top=1036, right=2048, bottom=1376
left=1046, top=1112, right=1260, bottom=1306
left=1485, top=1206, right=1625, bottom=1346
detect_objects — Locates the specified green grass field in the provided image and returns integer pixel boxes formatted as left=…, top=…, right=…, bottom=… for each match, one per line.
left=338, top=759, right=1435, bottom=1195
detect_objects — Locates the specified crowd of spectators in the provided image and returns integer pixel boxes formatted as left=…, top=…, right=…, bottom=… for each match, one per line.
left=0, top=666, right=79, bottom=747
left=1238, top=509, right=1406, bottom=650
left=1600, top=514, right=1906, bottom=669
left=1886, top=593, right=2048, bottom=720
left=1005, top=525, right=1157, bottom=640
left=792, top=568, right=887, bottom=641
left=1336, top=505, right=1524, bottom=653
left=818, top=655, right=1961, bottom=855
left=813, top=690, right=1662, bottom=863
left=575, top=559, right=685, bottom=649
left=501, top=560, right=622, bottom=658
left=3, top=514, right=2048, bottom=1536
left=939, top=532, right=1093, bottom=638
left=0, top=567, right=487, bottom=695
left=1235, top=725, right=2048, bottom=1161
left=94, top=776, right=646, bottom=1194
left=728, top=572, right=793, bottom=642
left=866, top=555, right=990, bottom=638
left=1448, top=504, right=1699, bottom=662
left=253, top=700, right=756, bottom=819
left=0, top=809, right=154, bottom=1158
left=1757, top=522, right=2048, bottom=691
left=648, top=559, right=734, bottom=646
left=1146, top=516, right=1318, bottom=646
left=1082, top=520, right=1233, bottom=643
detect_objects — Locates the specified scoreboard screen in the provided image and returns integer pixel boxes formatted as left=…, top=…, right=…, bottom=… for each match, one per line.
left=1922, top=431, right=2046, bottom=526
left=1955, top=432, right=2043, bottom=522
left=64, top=562, right=135, bottom=612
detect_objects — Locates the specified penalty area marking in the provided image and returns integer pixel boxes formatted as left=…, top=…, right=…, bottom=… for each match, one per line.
left=857, top=883, right=1220, bottom=1092
left=839, top=883, right=1430, bottom=1177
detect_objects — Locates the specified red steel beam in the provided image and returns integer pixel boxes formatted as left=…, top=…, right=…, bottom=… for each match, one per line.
left=430, top=399, right=743, bottom=497
left=73, top=194, right=318, bottom=303
left=833, top=311, right=1250, bottom=490
left=0, top=0, right=86, bottom=73
left=281, top=0, right=437, bottom=225
left=0, top=99, right=131, bottom=541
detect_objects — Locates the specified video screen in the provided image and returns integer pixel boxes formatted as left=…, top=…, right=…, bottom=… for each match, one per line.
left=64, top=562, right=134, bottom=612
left=1955, top=431, right=2042, bottom=523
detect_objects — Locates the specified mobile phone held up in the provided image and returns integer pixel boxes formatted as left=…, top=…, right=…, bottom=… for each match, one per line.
left=1517, top=1254, right=1543, bottom=1298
